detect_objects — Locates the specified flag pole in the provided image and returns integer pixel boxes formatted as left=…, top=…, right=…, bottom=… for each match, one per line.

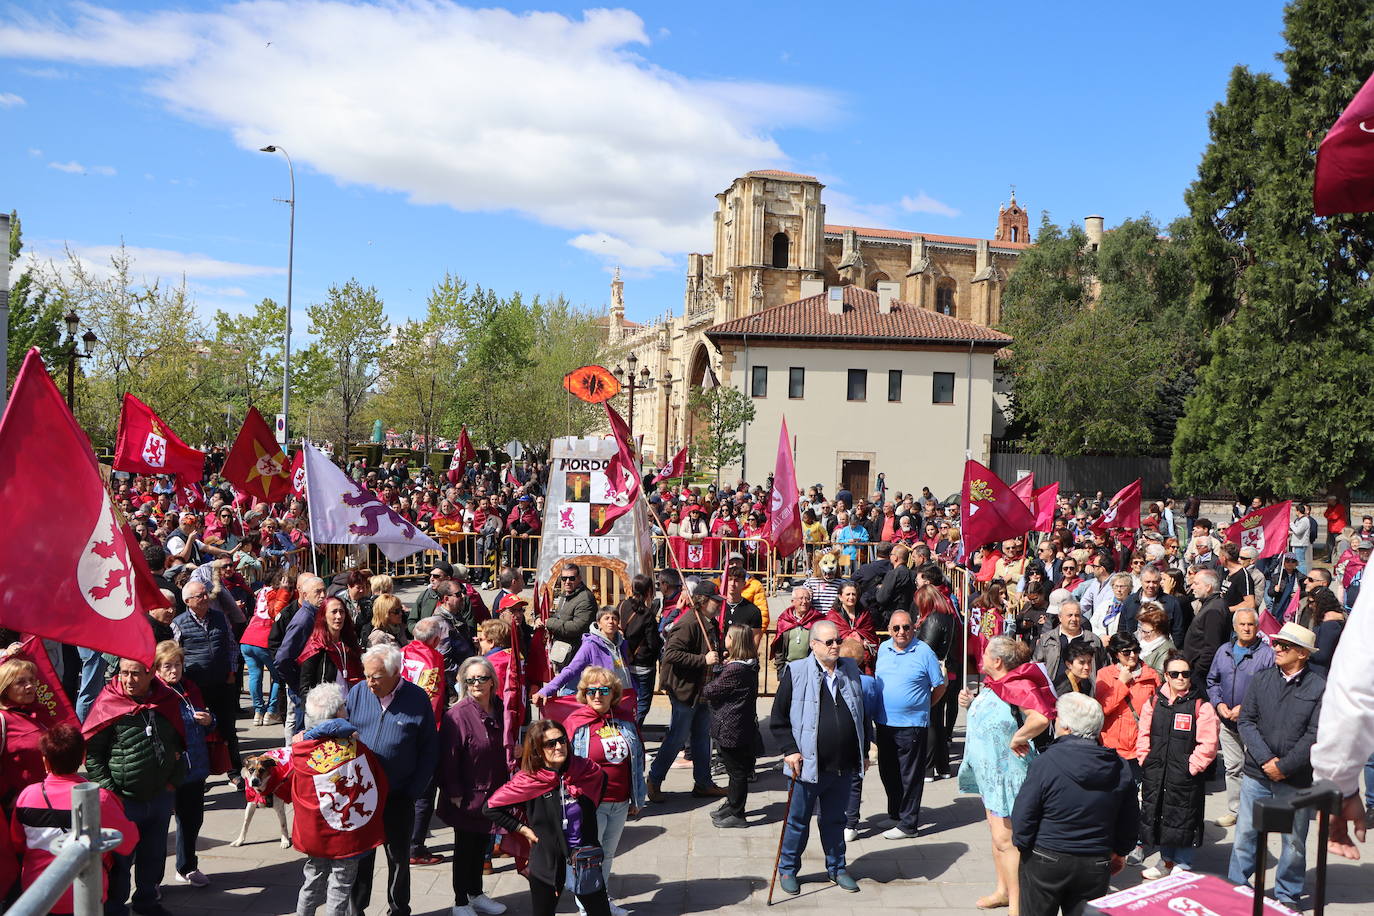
left=303, top=442, right=320, bottom=576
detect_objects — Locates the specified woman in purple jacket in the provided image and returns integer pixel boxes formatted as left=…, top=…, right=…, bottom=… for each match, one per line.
left=534, top=606, right=631, bottom=703
left=439, top=656, right=509, bottom=916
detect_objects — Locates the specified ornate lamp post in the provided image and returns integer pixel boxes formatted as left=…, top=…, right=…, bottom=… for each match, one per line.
left=613, top=351, right=656, bottom=447
left=62, top=309, right=97, bottom=409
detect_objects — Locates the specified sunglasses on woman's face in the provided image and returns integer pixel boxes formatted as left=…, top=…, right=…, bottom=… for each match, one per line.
left=584, top=686, right=612, bottom=697
left=543, top=736, right=568, bottom=749
left=464, top=675, right=492, bottom=685
left=1166, top=670, right=1191, bottom=679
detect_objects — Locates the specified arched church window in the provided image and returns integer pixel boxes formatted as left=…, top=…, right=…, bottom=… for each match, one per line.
left=936, top=281, right=955, bottom=316
left=771, top=232, right=789, bottom=268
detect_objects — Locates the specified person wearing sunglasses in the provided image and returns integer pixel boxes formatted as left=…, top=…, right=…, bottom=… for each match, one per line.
left=485, top=720, right=613, bottom=916
left=769, top=618, right=872, bottom=895
left=545, top=564, right=598, bottom=672
left=1225, top=623, right=1325, bottom=909
left=564, top=667, right=646, bottom=915
left=536, top=607, right=631, bottom=705
left=1135, top=651, right=1220, bottom=880
left=439, top=657, right=508, bottom=916
left=873, top=609, right=945, bottom=842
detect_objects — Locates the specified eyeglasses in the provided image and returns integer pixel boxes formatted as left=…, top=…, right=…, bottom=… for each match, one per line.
left=889, top=624, right=912, bottom=632
left=1166, top=670, right=1192, bottom=679
left=542, top=736, right=568, bottom=749
left=584, top=686, right=613, bottom=697
left=1271, top=641, right=1295, bottom=652
left=560, top=576, right=579, bottom=582
left=813, top=637, right=841, bottom=647
left=464, top=674, right=493, bottom=685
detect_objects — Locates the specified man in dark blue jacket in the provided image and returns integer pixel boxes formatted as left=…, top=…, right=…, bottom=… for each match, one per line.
left=1228, top=622, right=1324, bottom=910
left=1012, top=693, right=1137, bottom=916
left=274, top=574, right=326, bottom=739
left=1205, top=609, right=1275, bottom=828
left=346, top=643, right=439, bottom=916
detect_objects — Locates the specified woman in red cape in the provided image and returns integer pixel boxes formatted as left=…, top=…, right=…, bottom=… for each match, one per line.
left=826, top=581, right=878, bottom=671
left=484, top=720, right=610, bottom=916
left=297, top=598, right=364, bottom=692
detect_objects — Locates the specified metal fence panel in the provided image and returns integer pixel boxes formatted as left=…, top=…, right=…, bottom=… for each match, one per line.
left=990, top=452, right=1172, bottom=497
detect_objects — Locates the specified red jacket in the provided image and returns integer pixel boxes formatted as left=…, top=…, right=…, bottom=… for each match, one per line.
left=402, top=640, right=446, bottom=726
left=0, top=707, right=46, bottom=809
left=10, top=775, right=138, bottom=913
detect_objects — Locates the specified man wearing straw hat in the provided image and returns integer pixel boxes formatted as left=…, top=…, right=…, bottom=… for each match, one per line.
left=1227, top=621, right=1326, bottom=911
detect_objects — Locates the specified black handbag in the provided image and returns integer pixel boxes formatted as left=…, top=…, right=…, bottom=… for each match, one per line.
left=568, top=844, right=606, bottom=896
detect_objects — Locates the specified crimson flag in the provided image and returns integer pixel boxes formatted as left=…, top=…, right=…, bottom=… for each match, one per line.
left=650, top=446, right=688, bottom=486
left=0, top=637, right=79, bottom=730
left=1031, top=482, right=1059, bottom=533
left=221, top=406, right=292, bottom=504
left=1225, top=500, right=1293, bottom=559
left=175, top=474, right=207, bottom=512
left=959, top=461, right=1034, bottom=563
left=289, top=449, right=307, bottom=498
left=1315, top=69, right=1374, bottom=216
left=592, top=403, right=640, bottom=536
left=0, top=350, right=164, bottom=666
left=1010, top=473, right=1035, bottom=508
left=446, top=426, right=476, bottom=485
left=667, top=535, right=720, bottom=570
left=505, top=464, right=521, bottom=488
left=767, top=418, right=803, bottom=556
left=1091, top=479, right=1142, bottom=534
left=113, top=393, right=204, bottom=478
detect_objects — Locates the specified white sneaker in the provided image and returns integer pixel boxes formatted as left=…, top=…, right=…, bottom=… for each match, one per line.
left=843, top=827, right=858, bottom=843
left=469, top=894, right=507, bottom=915
left=881, top=826, right=917, bottom=840
left=451, top=906, right=477, bottom=916
left=252, top=712, right=264, bottom=726
left=1141, top=863, right=1173, bottom=881
left=175, top=869, right=210, bottom=887
left=608, top=902, right=629, bottom=916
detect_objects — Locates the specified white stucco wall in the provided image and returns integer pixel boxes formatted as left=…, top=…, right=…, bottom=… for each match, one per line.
left=723, top=343, right=996, bottom=500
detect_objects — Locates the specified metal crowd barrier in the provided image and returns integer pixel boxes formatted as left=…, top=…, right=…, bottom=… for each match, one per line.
left=8, top=783, right=123, bottom=916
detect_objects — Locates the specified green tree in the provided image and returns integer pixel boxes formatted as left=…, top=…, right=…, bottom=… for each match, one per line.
left=207, top=297, right=285, bottom=438
left=6, top=211, right=65, bottom=388
left=306, top=279, right=389, bottom=451
left=1171, top=0, right=1374, bottom=498
left=687, top=385, right=755, bottom=483
left=1000, top=215, right=1196, bottom=456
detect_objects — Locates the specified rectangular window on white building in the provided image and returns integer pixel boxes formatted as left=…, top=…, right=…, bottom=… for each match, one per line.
left=888, top=369, right=902, bottom=402
left=933, top=371, right=955, bottom=404
left=751, top=365, right=768, bottom=397
left=789, top=367, right=805, bottom=399
left=847, top=369, right=867, bottom=401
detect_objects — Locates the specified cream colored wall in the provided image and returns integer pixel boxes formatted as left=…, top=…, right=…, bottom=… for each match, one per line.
left=723, top=343, right=996, bottom=498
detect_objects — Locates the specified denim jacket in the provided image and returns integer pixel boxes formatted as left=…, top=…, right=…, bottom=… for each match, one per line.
left=571, top=715, right=647, bottom=808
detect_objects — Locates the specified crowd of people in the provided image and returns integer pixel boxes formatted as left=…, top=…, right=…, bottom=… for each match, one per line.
left=0, top=453, right=1371, bottom=916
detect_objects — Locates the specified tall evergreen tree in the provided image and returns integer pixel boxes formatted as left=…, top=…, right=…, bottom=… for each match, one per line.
left=1172, top=0, right=1374, bottom=498
left=6, top=211, right=64, bottom=389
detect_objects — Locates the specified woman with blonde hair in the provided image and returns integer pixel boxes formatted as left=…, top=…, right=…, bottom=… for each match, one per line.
left=701, top=624, right=760, bottom=828
left=360, top=593, right=408, bottom=646
left=0, top=654, right=48, bottom=810
left=369, top=573, right=394, bottom=597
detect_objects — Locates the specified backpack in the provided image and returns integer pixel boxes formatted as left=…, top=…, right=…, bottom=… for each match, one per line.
left=1308, top=516, right=1319, bottom=544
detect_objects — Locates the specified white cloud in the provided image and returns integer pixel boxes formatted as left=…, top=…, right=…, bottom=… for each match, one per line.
left=0, top=1, right=837, bottom=272
left=19, top=242, right=284, bottom=292
left=28, top=147, right=42, bottom=157
left=0, top=91, right=24, bottom=106
left=822, top=190, right=900, bottom=230
left=48, top=160, right=116, bottom=176
left=900, top=191, right=960, bottom=218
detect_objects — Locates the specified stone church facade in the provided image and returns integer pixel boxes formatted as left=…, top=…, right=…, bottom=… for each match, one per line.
left=601, top=169, right=1033, bottom=463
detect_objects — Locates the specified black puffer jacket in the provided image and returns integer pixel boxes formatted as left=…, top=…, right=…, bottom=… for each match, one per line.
left=917, top=611, right=956, bottom=670
left=86, top=712, right=187, bottom=803
left=701, top=660, right=760, bottom=749
left=1140, top=688, right=1208, bottom=848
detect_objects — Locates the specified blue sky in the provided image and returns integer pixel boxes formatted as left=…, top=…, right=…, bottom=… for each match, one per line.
left=0, top=0, right=1293, bottom=333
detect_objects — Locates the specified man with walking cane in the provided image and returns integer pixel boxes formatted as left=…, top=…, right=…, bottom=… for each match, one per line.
left=768, top=619, right=872, bottom=897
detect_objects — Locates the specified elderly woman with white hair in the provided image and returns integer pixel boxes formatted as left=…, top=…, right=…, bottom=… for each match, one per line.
left=1011, top=692, right=1139, bottom=916
left=956, top=635, right=1055, bottom=914
left=439, top=656, right=508, bottom=916
left=343, top=643, right=441, bottom=916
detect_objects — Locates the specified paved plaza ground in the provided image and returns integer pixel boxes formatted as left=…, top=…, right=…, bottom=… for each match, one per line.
left=139, top=586, right=1373, bottom=915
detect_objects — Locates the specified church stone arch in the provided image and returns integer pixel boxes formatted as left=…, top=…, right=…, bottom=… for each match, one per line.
left=771, top=232, right=790, bottom=268
left=686, top=342, right=713, bottom=445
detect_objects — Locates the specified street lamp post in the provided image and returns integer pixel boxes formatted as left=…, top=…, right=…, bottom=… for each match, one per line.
left=613, top=352, right=656, bottom=455
left=62, top=310, right=97, bottom=409
left=259, top=145, right=295, bottom=446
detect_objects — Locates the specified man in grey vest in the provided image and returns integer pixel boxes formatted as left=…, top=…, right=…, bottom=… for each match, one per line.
left=769, top=619, right=872, bottom=895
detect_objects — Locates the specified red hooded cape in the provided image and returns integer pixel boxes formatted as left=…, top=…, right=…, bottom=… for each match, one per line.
left=290, top=734, right=389, bottom=859
left=985, top=662, right=1058, bottom=719
left=489, top=757, right=605, bottom=870
left=82, top=676, right=187, bottom=742
left=298, top=633, right=363, bottom=686
left=401, top=639, right=446, bottom=726
left=825, top=606, right=878, bottom=669
left=773, top=605, right=823, bottom=641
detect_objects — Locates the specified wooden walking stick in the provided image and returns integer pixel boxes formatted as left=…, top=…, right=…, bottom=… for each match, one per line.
left=767, top=776, right=797, bottom=905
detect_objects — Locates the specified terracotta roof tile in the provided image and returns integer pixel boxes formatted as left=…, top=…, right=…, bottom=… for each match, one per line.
left=825, top=223, right=1031, bottom=250
left=747, top=169, right=820, bottom=181
left=705, top=285, right=1011, bottom=346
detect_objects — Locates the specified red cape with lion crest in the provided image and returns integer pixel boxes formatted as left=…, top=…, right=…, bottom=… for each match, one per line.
left=290, top=732, right=389, bottom=859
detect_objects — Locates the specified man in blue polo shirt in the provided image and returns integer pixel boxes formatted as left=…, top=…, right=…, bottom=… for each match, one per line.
left=873, top=609, right=946, bottom=839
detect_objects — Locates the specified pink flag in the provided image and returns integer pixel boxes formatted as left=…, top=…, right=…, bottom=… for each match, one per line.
left=1091, top=479, right=1142, bottom=534
left=767, top=418, right=803, bottom=557
left=592, top=403, right=640, bottom=536
left=1010, top=473, right=1035, bottom=508
left=1315, top=69, right=1374, bottom=216
left=959, top=461, right=1035, bottom=563
left=1031, top=482, right=1060, bottom=533
left=289, top=449, right=307, bottom=498
left=1225, top=500, right=1292, bottom=559
left=650, top=446, right=689, bottom=487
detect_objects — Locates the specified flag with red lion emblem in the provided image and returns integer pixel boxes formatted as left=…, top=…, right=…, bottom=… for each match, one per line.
left=113, top=392, right=204, bottom=478
left=1225, top=500, right=1292, bottom=560
left=959, top=460, right=1034, bottom=563
left=0, top=350, right=165, bottom=665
